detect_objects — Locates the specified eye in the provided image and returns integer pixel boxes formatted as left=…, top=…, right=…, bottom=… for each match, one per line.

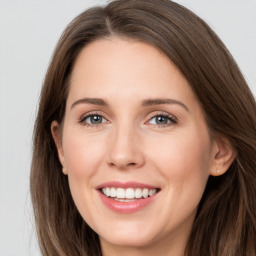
left=80, top=114, right=108, bottom=126
left=147, top=114, right=177, bottom=126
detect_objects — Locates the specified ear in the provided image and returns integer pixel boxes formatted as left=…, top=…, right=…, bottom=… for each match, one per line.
left=51, top=121, right=68, bottom=175
left=209, top=135, right=236, bottom=177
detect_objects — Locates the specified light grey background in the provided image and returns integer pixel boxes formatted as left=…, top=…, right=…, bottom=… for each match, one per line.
left=0, top=1, right=255, bottom=255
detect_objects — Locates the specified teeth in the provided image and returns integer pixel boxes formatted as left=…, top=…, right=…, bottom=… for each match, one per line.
left=110, top=187, right=116, bottom=197
left=101, top=187, right=158, bottom=199
left=106, top=187, right=111, bottom=197
left=126, top=188, right=135, bottom=199
left=142, top=188, right=149, bottom=198
left=114, top=198, right=135, bottom=202
left=149, top=188, right=156, bottom=196
left=135, top=188, right=142, bottom=198
left=116, top=188, right=125, bottom=198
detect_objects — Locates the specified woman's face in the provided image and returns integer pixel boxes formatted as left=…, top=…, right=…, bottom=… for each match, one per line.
left=53, top=38, right=220, bottom=253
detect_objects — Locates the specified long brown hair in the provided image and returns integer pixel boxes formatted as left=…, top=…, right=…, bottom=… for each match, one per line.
left=30, top=0, right=256, bottom=255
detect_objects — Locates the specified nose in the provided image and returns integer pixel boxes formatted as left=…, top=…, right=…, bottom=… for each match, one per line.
left=106, top=123, right=145, bottom=170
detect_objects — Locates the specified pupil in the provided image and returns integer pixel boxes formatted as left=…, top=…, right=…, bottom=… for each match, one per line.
left=91, top=115, right=102, bottom=124
left=156, top=116, right=167, bottom=124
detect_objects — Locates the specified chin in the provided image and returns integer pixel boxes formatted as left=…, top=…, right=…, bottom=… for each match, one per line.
left=98, top=227, right=158, bottom=248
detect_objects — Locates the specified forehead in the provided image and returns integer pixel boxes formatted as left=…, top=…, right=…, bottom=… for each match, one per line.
left=67, top=37, right=196, bottom=107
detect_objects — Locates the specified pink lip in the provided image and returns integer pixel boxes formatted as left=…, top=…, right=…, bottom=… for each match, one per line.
left=96, top=181, right=157, bottom=189
left=96, top=181, right=160, bottom=214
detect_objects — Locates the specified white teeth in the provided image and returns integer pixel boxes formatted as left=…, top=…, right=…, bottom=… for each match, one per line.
left=110, top=187, right=116, bottom=197
left=106, top=187, right=111, bottom=197
left=101, top=187, right=158, bottom=199
left=126, top=188, right=135, bottom=199
left=116, top=188, right=125, bottom=198
left=149, top=188, right=156, bottom=196
left=142, top=188, right=149, bottom=198
left=135, top=188, right=142, bottom=198
left=114, top=198, right=135, bottom=202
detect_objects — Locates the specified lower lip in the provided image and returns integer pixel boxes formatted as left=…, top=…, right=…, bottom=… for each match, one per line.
left=97, top=190, right=159, bottom=214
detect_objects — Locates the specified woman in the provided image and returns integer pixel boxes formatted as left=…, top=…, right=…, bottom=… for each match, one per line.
left=30, top=0, right=256, bottom=255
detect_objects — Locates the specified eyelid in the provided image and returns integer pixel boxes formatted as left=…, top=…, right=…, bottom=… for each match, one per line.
left=79, top=111, right=110, bottom=126
left=145, top=111, right=178, bottom=126
left=78, top=110, right=178, bottom=128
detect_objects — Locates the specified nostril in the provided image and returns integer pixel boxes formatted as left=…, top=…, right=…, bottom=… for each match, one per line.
left=108, top=161, right=138, bottom=168
left=128, top=163, right=136, bottom=166
left=109, top=162, right=136, bottom=166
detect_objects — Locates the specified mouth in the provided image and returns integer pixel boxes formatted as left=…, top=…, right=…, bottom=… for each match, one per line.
left=96, top=182, right=160, bottom=213
left=100, top=187, right=160, bottom=202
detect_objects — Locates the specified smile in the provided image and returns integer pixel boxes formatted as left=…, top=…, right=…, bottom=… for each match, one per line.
left=101, top=187, right=158, bottom=201
left=97, top=182, right=160, bottom=213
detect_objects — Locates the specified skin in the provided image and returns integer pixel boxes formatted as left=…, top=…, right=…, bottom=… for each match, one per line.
left=52, top=38, right=235, bottom=256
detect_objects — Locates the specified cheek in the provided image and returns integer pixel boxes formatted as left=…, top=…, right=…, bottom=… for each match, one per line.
left=61, top=130, right=106, bottom=223
left=148, top=127, right=212, bottom=190
left=145, top=128, right=212, bottom=231
left=62, top=130, right=105, bottom=178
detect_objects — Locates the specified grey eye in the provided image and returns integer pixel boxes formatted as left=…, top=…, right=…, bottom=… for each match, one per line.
left=156, top=116, right=169, bottom=124
left=83, top=115, right=107, bottom=124
left=149, top=115, right=171, bottom=125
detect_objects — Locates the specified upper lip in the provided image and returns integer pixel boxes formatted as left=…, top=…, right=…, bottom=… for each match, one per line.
left=96, top=181, right=159, bottom=190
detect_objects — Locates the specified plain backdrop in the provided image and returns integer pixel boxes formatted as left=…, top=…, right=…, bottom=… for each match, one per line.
left=0, top=0, right=255, bottom=255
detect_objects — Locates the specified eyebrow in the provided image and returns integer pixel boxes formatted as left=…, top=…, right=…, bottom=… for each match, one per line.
left=142, top=98, right=189, bottom=112
left=71, top=98, right=108, bottom=109
left=71, top=97, right=189, bottom=112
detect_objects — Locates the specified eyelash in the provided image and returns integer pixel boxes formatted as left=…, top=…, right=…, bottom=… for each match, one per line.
left=79, top=112, right=178, bottom=128
left=146, top=112, right=178, bottom=127
left=79, top=112, right=108, bottom=128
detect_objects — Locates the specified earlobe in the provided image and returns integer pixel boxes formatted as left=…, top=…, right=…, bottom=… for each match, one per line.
left=51, top=121, right=68, bottom=175
left=210, top=136, right=236, bottom=177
